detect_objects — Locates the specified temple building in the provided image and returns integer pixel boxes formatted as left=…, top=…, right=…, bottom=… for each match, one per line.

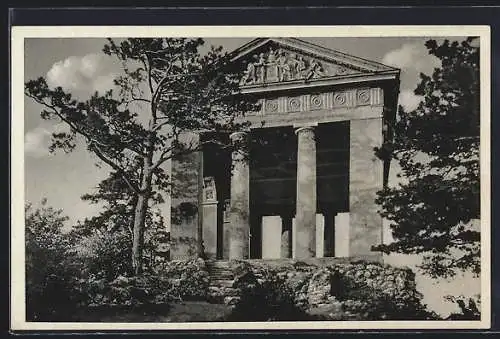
left=168, top=38, right=400, bottom=261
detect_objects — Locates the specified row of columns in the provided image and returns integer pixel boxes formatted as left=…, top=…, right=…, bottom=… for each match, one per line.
left=228, top=124, right=319, bottom=259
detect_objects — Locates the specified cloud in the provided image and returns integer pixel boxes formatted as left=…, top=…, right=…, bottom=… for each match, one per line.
left=398, top=89, right=423, bottom=111
left=25, top=123, right=71, bottom=158
left=382, top=42, right=442, bottom=104
left=46, top=53, right=118, bottom=96
left=382, top=42, right=440, bottom=73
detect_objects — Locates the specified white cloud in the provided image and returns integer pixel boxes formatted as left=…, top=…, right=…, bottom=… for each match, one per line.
left=382, top=42, right=440, bottom=73
left=382, top=42, right=442, bottom=97
left=398, top=89, right=423, bottom=111
left=46, top=53, right=118, bottom=96
left=25, top=126, right=51, bottom=158
left=25, top=123, right=71, bottom=158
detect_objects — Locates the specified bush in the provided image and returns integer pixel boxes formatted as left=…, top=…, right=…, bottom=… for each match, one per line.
left=445, top=295, right=481, bottom=320
left=226, top=266, right=311, bottom=321
left=25, top=201, right=81, bottom=321
left=74, top=259, right=210, bottom=308
left=74, top=230, right=133, bottom=281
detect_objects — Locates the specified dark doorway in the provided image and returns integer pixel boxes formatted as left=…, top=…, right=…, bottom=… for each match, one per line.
left=249, top=126, right=297, bottom=259
left=316, top=121, right=350, bottom=256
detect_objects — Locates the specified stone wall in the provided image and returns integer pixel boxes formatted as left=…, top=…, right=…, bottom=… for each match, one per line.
left=349, top=118, right=384, bottom=257
left=170, top=132, right=202, bottom=260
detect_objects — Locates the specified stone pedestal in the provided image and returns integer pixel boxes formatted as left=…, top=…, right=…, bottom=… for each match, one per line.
left=202, top=201, right=218, bottom=259
left=229, top=131, right=250, bottom=259
left=294, top=125, right=317, bottom=258
left=335, top=212, right=350, bottom=257
left=202, top=177, right=218, bottom=259
left=349, top=118, right=384, bottom=257
left=261, top=215, right=282, bottom=259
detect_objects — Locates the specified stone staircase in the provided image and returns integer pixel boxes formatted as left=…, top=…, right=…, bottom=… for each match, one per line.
left=205, top=260, right=240, bottom=304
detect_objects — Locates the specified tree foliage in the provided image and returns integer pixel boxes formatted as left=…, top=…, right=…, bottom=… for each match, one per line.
left=375, top=37, right=480, bottom=278
left=25, top=200, right=80, bottom=320
left=25, top=38, right=256, bottom=274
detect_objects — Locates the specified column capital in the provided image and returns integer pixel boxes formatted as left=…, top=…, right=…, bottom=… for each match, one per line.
left=294, top=123, right=317, bottom=135
left=230, top=131, right=249, bottom=143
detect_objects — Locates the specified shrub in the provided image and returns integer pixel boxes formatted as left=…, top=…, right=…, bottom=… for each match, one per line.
left=25, top=201, right=81, bottom=321
left=445, top=295, right=481, bottom=320
left=226, top=267, right=310, bottom=321
left=74, top=229, right=133, bottom=281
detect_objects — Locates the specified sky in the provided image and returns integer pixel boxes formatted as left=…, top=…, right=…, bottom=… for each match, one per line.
left=22, top=36, right=480, bottom=316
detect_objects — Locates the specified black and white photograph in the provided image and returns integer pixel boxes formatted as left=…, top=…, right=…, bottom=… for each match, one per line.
left=11, top=25, right=490, bottom=330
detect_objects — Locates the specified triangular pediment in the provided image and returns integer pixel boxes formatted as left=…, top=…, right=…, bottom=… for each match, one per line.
left=230, top=38, right=399, bottom=88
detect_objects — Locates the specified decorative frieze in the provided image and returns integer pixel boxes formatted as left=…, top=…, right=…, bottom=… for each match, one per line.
left=288, top=97, right=302, bottom=112
left=257, top=87, right=383, bottom=115
left=240, top=46, right=358, bottom=86
left=356, top=89, right=371, bottom=106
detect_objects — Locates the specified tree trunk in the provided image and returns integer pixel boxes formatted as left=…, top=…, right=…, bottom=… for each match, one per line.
left=132, top=191, right=149, bottom=275
left=132, top=158, right=153, bottom=276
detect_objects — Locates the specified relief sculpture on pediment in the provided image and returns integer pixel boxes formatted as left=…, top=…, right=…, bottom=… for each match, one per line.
left=240, top=47, right=354, bottom=86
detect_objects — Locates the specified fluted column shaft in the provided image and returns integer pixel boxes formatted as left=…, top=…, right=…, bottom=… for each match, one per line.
left=229, top=131, right=250, bottom=259
left=295, top=126, right=317, bottom=258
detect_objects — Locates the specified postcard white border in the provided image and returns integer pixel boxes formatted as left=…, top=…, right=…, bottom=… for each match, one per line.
left=11, top=25, right=491, bottom=331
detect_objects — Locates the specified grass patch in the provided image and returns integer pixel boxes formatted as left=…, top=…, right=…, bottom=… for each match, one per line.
left=61, top=302, right=232, bottom=322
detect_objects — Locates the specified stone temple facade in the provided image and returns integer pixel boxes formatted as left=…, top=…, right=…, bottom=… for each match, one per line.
left=169, top=38, right=400, bottom=261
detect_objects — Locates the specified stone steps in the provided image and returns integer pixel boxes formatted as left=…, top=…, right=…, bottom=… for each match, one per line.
left=206, top=260, right=237, bottom=303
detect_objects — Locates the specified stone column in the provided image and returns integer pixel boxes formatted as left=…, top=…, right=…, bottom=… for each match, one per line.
left=294, top=125, right=317, bottom=258
left=229, top=131, right=250, bottom=259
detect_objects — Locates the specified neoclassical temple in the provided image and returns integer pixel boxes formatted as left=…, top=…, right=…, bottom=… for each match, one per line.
left=169, top=38, right=400, bottom=261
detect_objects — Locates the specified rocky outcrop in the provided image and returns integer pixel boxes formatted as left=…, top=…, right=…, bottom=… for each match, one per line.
left=207, top=259, right=434, bottom=321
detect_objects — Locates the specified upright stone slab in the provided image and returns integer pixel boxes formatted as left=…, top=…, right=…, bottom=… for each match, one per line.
left=349, top=118, right=384, bottom=257
left=261, top=215, right=282, bottom=259
left=170, top=132, right=202, bottom=260
left=223, top=199, right=231, bottom=259
left=335, top=212, right=350, bottom=257
left=315, top=213, right=325, bottom=258
left=202, top=177, right=218, bottom=259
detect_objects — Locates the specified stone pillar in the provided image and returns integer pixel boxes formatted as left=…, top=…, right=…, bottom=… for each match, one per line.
left=170, top=132, right=201, bottom=260
left=222, top=199, right=231, bottom=259
left=294, top=125, right=317, bottom=258
left=229, top=131, right=250, bottom=259
left=349, top=118, right=384, bottom=257
left=202, top=177, right=218, bottom=259
left=315, top=213, right=325, bottom=258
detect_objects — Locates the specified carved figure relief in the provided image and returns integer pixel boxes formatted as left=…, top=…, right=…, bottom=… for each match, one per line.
left=306, top=60, right=325, bottom=80
left=241, top=57, right=257, bottom=84
left=240, top=46, right=354, bottom=85
left=203, top=177, right=217, bottom=202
